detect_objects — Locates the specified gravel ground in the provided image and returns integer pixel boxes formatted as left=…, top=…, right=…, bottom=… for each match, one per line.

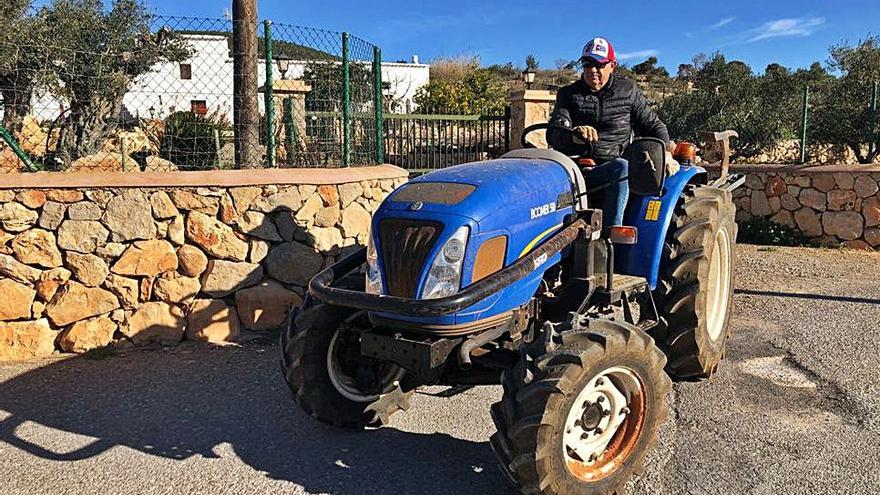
left=1, top=244, right=878, bottom=494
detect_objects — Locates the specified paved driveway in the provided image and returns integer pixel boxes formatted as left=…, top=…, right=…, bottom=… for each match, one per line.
left=1, top=245, right=878, bottom=494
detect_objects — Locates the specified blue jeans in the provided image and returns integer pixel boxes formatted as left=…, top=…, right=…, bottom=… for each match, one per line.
left=584, top=158, right=629, bottom=227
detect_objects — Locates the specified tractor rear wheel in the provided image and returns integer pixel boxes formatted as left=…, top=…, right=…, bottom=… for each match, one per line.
left=653, top=185, right=737, bottom=380
left=490, top=319, right=670, bottom=495
left=280, top=303, right=412, bottom=429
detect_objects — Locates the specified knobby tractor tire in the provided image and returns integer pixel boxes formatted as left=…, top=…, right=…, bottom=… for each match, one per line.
left=653, top=185, right=737, bottom=380
left=279, top=303, right=413, bottom=429
left=490, top=319, right=670, bottom=495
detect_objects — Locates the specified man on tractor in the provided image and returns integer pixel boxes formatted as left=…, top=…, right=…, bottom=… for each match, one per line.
left=281, top=34, right=744, bottom=495
left=548, top=36, right=679, bottom=227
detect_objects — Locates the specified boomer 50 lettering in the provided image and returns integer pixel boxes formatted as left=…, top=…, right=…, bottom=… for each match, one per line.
left=530, top=202, right=556, bottom=220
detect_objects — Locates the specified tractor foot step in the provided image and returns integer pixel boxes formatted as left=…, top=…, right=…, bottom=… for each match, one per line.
left=595, top=275, right=649, bottom=305
left=609, top=274, right=649, bottom=292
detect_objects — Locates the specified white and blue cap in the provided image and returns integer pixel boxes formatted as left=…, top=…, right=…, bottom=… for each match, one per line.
left=580, top=37, right=616, bottom=64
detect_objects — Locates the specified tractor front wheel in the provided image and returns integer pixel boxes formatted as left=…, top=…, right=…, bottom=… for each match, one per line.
left=490, top=319, right=670, bottom=495
left=280, top=303, right=412, bottom=429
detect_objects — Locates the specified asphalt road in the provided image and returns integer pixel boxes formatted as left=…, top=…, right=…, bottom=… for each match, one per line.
left=1, top=244, right=878, bottom=495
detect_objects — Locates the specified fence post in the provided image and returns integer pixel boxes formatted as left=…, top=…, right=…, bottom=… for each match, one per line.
left=0, top=121, right=37, bottom=172
left=342, top=32, right=351, bottom=167
left=869, top=81, right=878, bottom=159
left=373, top=46, right=384, bottom=164
left=800, top=84, right=809, bottom=164
left=284, top=96, right=296, bottom=165
left=503, top=105, right=511, bottom=151
left=263, top=19, right=276, bottom=168
left=232, top=0, right=261, bottom=169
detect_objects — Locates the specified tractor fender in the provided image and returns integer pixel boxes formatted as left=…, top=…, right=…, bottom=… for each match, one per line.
left=616, top=166, right=706, bottom=289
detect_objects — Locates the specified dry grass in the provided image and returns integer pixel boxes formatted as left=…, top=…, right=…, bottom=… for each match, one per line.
left=428, top=55, right=480, bottom=82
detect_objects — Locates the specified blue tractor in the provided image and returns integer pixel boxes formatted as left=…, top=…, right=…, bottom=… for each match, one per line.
left=281, top=124, right=744, bottom=494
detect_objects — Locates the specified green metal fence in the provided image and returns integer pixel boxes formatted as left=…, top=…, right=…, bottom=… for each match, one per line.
left=267, top=22, right=382, bottom=168
left=0, top=13, right=383, bottom=172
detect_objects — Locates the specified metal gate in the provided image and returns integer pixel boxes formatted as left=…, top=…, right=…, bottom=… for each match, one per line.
left=383, top=107, right=510, bottom=172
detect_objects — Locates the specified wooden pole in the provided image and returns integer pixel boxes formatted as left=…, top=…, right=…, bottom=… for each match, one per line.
left=232, top=0, right=261, bottom=168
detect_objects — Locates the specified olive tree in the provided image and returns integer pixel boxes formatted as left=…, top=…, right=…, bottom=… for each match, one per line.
left=658, top=53, right=800, bottom=159
left=42, top=0, right=190, bottom=163
left=811, top=36, right=880, bottom=163
left=0, top=0, right=49, bottom=139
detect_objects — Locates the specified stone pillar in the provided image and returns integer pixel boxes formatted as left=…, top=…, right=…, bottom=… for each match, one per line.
left=507, top=89, right=556, bottom=149
left=259, top=79, right=311, bottom=164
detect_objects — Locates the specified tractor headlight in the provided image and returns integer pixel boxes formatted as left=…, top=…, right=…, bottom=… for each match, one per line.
left=421, top=226, right=469, bottom=300
left=365, top=233, right=383, bottom=295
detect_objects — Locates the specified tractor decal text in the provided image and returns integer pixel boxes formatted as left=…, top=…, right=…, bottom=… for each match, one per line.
left=533, top=253, right=549, bottom=270
left=530, top=202, right=557, bottom=220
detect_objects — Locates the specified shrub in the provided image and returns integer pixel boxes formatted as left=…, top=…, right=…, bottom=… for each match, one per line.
left=159, top=111, right=228, bottom=170
left=737, top=216, right=815, bottom=247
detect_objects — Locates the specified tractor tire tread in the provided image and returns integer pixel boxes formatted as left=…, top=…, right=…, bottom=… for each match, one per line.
left=279, top=303, right=412, bottom=430
left=490, top=320, right=670, bottom=495
left=652, top=185, right=737, bottom=380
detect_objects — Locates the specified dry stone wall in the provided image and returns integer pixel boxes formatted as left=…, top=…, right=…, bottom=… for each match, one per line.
left=0, top=167, right=408, bottom=361
left=729, top=165, right=880, bottom=250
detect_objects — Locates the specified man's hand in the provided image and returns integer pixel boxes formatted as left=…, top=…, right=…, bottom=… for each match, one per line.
left=572, top=125, right=599, bottom=144
left=665, top=152, right=680, bottom=176
left=665, top=140, right=679, bottom=176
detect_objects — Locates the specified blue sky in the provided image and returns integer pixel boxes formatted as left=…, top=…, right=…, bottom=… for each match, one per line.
left=140, top=1, right=879, bottom=72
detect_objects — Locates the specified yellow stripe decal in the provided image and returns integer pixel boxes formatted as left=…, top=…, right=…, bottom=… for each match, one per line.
left=518, top=223, right=563, bottom=258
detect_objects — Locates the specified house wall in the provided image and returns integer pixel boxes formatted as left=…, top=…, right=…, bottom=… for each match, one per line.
left=16, top=34, right=430, bottom=124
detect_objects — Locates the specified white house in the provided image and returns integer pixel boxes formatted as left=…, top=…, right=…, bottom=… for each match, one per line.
left=17, top=33, right=429, bottom=124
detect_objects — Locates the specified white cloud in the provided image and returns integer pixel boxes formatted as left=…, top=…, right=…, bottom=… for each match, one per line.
left=709, top=17, right=736, bottom=30
left=616, top=49, right=659, bottom=61
left=747, top=17, right=825, bottom=42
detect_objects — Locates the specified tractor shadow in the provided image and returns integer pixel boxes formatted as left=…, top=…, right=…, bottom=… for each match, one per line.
left=0, top=338, right=509, bottom=495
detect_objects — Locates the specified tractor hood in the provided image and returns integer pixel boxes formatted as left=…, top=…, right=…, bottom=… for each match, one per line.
left=382, top=158, right=574, bottom=224
left=370, top=157, right=577, bottom=327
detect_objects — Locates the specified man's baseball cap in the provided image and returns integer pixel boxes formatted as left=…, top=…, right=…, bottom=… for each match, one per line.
left=580, top=37, right=616, bottom=64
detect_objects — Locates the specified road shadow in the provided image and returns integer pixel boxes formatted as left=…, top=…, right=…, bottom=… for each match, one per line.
left=735, top=288, right=880, bottom=305
left=0, top=341, right=509, bottom=495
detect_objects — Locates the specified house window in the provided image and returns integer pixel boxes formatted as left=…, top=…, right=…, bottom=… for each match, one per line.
left=179, top=64, right=192, bottom=80
left=191, top=100, right=207, bottom=116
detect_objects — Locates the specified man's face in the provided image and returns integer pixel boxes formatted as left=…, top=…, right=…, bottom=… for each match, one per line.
left=581, top=58, right=616, bottom=91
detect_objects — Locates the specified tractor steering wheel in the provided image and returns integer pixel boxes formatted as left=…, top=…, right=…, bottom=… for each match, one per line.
left=521, top=122, right=594, bottom=160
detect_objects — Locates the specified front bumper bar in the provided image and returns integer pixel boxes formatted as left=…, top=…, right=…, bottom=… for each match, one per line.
left=309, top=219, right=592, bottom=317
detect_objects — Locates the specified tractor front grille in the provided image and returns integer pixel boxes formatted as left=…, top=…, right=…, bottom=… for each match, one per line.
left=378, top=218, right=444, bottom=298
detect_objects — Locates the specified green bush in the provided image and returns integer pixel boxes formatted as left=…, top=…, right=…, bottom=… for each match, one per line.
left=737, top=216, right=815, bottom=247
left=160, top=111, right=227, bottom=170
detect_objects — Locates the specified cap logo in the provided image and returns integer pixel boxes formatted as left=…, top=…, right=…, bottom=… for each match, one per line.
left=588, top=38, right=609, bottom=56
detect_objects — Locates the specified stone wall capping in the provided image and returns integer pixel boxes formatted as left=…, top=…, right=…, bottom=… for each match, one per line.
left=0, top=165, right=408, bottom=190
left=704, top=162, right=880, bottom=174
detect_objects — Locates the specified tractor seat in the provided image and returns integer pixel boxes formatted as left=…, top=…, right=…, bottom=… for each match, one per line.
left=501, top=148, right=588, bottom=211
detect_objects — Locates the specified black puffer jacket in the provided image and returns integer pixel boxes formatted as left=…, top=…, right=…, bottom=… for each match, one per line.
left=548, top=75, right=669, bottom=163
